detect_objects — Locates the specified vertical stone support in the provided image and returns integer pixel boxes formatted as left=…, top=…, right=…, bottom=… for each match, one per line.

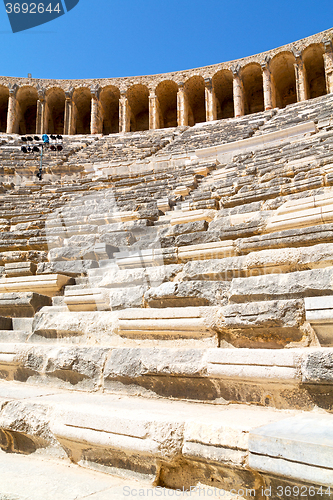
left=64, top=89, right=74, bottom=135
left=204, top=78, right=217, bottom=121
left=6, top=84, right=18, bottom=134
left=119, top=90, right=131, bottom=133
left=90, top=86, right=102, bottom=134
left=232, top=66, right=245, bottom=118
left=261, top=58, right=275, bottom=110
left=36, top=88, right=46, bottom=134
left=323, top=38, right=333, bottom=94
left=177, top=82, right=188, bottom=126
left=149, top=91, right=160, bottom=130
left=294, top=51, right=308, bottom=102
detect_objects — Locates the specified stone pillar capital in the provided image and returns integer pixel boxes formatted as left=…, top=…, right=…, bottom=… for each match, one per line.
left=65, top=88, right=74, bottom=100
left=261, top=56, right=271, bottom=71
left=323, top=38, right=333, bottom=53
left=292, top=49, right=303, bottom=67
left=37, top=87, right=45, bottom=102
left=120, top=89, right=127, bottom=98
left=90, top=85, right=100, bottom=100
left=178, top=81, right=185, bottom=90
left=204, top=77, right=213, bottom=89
left=231, top=64, right=241, bottom=77
left=8, top=83, right=18, bottom=97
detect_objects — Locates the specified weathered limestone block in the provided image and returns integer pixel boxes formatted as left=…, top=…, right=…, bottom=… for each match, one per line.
left=5, top=262, right=37, bottom=277
left=104, top=348, right=204, bottom=380
left=0, top=292, right=51, bottom=318
left=178, top=240, right=236, bottom=262
left=15, top=345, right=109, bottom=390
left=144, top=281, right=229, bottom=307
left=109, top=285, right=147, bottom=310
left=175, top=231, right=221, bottom=247
left=98, top=230, right=136, bottom=248
left=98, top=264, right=182, bottom=288
left=165, top=220, right=208, bottom=237
left=304, top=296, right=333, bottom=346
left=229, top=267, right=333, bottom=303
left=170, top=209, right=216, bottom=226
left=64, top=288, right=111, bottom=312
left=249, top=414, right=333, bottom=487
left=0, top=274, right=73, bottom=298
left=115, top=248, right=178, bottom=267
left=31, top=310, right=117, bottom=342
left=37, top=260, right=98, bottom=277
left=180, top=243, right=333, bottom=281
left=218, top=299, right=305, bottom=348
left=117, top=306, right=220, bottom=340
left=238, top=223, right=333, bottom=254
left=0, top=250, right=47, bottom=265
left=49, top=243, right=113, bottom=262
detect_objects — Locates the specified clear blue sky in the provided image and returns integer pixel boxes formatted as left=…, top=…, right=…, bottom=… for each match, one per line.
left=0, top=0, right=332, bottom=80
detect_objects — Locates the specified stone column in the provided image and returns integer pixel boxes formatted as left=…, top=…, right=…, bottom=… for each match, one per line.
left=64, top=89, right=74, bottom=135
left=323, top=38, right=333, bottom=94
left=232, top=66, right=245, bottom=117
left=36, top=88, right=46, bottom=134
left=177, top=82, right=188, bottom=126
left=6, top=84, right=18, bottom=134
left=149, top=91, right=161, bottom=129
left=204, top=77, right=217, bottom=121
left=261, top=58, right=275, bottom=110
left=90, top=86, right=102, bottom=134
left=294, top=51, right=308, bottom=102
left=119, top=90, right=131, bottom=133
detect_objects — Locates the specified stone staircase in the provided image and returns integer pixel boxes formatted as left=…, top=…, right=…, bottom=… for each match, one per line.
left=0, top=96, right=332, bottom=498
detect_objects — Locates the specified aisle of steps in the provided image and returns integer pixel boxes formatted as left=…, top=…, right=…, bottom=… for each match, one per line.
left=0, top=96, right=332, bottom=498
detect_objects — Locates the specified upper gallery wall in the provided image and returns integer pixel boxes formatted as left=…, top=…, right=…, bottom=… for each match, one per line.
left=1, top=28, right=333, bottom=136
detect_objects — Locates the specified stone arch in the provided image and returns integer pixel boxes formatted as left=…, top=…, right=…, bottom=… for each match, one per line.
left=270, top=51, right=297, bottom=108
left=0, top=86, right=9, bottom=133
left=155, top=80, right=178, bottom=128
left=303, top=43, right=327, bottom=99
left=100, top=85, right=120, bottom=134
left=212, top=70, right=234, bottom=119
left=184, top=75, right=206, bottom=126
left=241, top=63, right=264, bottom=114
left=127, top=84, right=149, bottom=131
left=73, top=87, right=91, bottom=135
left=45, top=87, right=65, bottom=134
left=15, top=86, right=38, bottom=134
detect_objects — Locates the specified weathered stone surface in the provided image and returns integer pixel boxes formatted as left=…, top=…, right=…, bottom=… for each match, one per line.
left=31, top=310, right=117, bottom=342
left=98, top=230, right=136, bottom=248
left=144, top=281, right=229, bottom=307
left=109, top=285, right=146, bottom=310
left=218, top=299, right=305, bottom=348
left=49, top=243, right=113, bottom=261
left=175, top=231, right=220, bottom=247
left=104, top=348, right=204, bottom=379
left=229, top=267, right=333, bottom=303
left=16, top=346, right=109, bottom=389
left=249, top=414, right=333, bottom=486
left=0, top=250, right=48, bottom=265
left=5, top=261, right=37, bottom=277
left=301, top=349, right=333, bottom=383
left=98, top=264, right=182, bottom=288
left=0, top=292, right=51, bottom=318
left=165, top=220, right=208, bottom=237
left=37, top=260, right=98, bottom=277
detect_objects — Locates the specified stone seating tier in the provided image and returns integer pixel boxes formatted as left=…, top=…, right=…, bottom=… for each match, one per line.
left=0, top=93, right=332, bottom=496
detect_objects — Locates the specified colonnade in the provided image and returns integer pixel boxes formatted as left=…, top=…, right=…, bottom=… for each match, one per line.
left=0, top=39, right=332, bottom=136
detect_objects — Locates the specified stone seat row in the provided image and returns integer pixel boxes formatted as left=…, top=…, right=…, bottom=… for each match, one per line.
left=0, top=380, right=331, bottom=493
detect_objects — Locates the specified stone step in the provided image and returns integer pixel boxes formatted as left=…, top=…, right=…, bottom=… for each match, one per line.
left=0, top=452, right=157, bottom=500
left=0, top=274, right=73, bottom=297
left=0, top=380, right=331, bottom=493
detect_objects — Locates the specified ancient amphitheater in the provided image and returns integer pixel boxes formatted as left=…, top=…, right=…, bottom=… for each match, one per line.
left=0, top=27, right=332, bottom=499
